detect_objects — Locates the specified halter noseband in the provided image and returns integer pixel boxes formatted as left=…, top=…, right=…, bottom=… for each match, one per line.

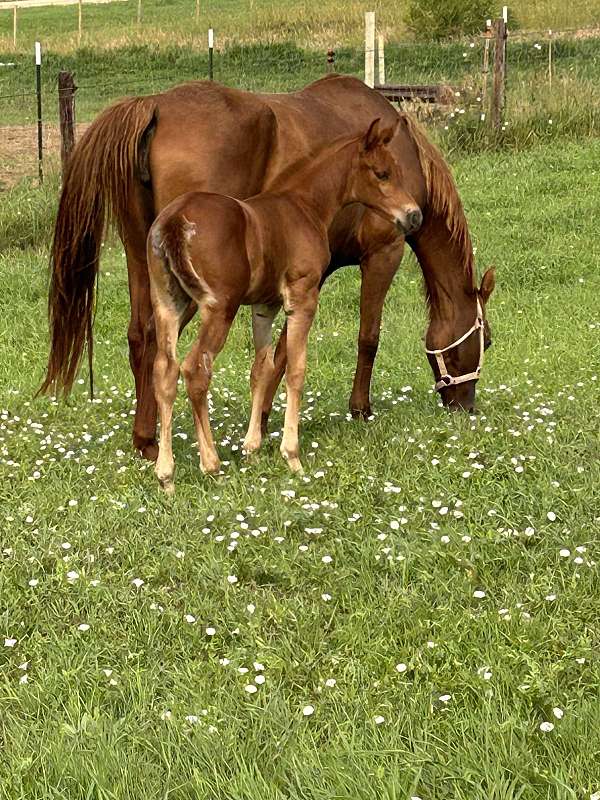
left=425, top=298, right=485, bottom=393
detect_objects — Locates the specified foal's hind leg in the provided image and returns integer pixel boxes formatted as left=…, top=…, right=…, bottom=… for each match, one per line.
left=182, top=303, right=236, bottom=475
left=243, top=304, right=279, bottom=454
left=153, top=304, right=182, bottom=495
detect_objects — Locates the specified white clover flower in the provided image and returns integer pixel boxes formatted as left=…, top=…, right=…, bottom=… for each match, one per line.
left=302, top=705, right=315, bottom=716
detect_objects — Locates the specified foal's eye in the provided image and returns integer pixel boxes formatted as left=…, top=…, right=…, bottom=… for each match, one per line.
left=374, top=170, right=390, bottom=181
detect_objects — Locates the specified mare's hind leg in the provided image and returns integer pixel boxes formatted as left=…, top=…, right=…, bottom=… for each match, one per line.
left=243, top=304, right=280, bottom=454
left=349, top=239, right=405, bottom=419
left=182, top=303, right=236, bottom=475
left=123, top=187, right=162, bottom=462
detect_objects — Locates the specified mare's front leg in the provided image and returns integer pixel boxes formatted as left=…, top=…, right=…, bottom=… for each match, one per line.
left=243, top=304, right=280, bottom=454
left=260, top=320, right=287, bottom=436
left=280, top=281, right=320, bottom=473
left=182, top=303, right=236, bottom=475
left=349, top=238, right=405, bottom=419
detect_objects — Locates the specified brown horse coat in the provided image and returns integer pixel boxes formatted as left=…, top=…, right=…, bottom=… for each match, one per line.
left=41, top=75, right=493, bottom=459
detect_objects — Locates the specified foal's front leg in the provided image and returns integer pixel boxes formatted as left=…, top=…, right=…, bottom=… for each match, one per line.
left=280, top=284, right=319, bottom=473
left=243, top=303, right=280, bottom=454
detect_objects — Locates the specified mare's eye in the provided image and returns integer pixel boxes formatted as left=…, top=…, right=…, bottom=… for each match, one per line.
left=374, top=170, right=390, bottom=181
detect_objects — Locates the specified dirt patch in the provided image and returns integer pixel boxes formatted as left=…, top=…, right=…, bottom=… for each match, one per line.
left=0, top=122, right=90, bottom=190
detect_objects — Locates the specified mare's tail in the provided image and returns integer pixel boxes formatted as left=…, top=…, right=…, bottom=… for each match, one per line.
left=38, top=95, right=157, bottom=396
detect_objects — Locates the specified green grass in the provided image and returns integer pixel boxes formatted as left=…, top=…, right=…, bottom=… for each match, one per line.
left=1, top=133, right=599, bottom=797
left=1, top=34, right=599, bottom=170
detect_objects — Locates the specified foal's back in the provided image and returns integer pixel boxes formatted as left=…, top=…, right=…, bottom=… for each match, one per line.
left=152, top=188, right=328, bottom=308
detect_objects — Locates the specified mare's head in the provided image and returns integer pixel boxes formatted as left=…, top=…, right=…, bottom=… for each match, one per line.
left=351, top=118, right=423, bottom=236
left=425, top=268, right=496, bottom=412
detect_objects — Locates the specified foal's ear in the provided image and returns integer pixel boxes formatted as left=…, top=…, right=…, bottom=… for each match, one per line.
left=378, top=117, right=400, bottom=146
left=363, top=118, right=382, bottom=152
left=480, top=267, right=496, bottom=304
left=363, top=117, right=398, bottom=152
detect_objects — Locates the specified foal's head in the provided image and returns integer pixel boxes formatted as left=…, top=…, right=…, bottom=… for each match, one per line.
left=425, top=268, right=496, bottom=412
left=351, top=118, right=423, bottom=236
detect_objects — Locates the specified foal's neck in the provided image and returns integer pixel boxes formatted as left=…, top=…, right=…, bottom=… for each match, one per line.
left=273, top=138, right=358, bottom=228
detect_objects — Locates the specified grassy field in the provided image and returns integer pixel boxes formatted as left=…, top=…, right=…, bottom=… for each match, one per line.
left=0, top=0, right=599, bottom=53
left=1, top=31, right=599, bottom=189
left=1, top=123, right=600, bottom=798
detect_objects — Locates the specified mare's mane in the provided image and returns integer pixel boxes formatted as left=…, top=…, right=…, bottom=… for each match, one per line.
left=401, top=112, right=475, bottom=290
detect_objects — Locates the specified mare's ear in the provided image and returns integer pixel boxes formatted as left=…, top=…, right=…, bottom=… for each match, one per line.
left=480, top=267, right=496, bottom=304
left=363, top=118, right=382, bottom=152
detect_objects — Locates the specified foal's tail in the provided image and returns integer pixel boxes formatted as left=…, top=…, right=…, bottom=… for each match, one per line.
left=151, top=214, right=209, bottom=303
left=38, top=95, right=157, bottom=397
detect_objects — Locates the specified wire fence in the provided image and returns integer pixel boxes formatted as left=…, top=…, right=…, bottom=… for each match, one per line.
left=1, top=25, right=598, bottom=188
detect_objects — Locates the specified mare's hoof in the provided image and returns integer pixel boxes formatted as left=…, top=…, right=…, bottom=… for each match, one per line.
left=350, top=405, right=373, bottom=421
left=135, top=438, right=159, bottom=462
left=260, top=411, right=270, bottom=437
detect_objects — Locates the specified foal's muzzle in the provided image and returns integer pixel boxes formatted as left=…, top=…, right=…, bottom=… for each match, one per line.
left=395, top=207, right=423, bottom=235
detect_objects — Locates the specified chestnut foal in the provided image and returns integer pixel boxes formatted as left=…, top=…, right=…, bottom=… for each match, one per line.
left=147, top=118, right=421, bottom=493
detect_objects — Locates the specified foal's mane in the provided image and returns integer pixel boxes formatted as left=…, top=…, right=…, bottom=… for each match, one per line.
left=401, top=113, right=475, bottom=289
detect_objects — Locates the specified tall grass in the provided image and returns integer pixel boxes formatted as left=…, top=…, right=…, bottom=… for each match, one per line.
left=0, top=0, right=599, bottom=54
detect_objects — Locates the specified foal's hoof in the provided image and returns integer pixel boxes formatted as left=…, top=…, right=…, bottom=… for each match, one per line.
left=159, top=479, right=175, bottom=496
left=280, top=448, right=304, bottom=474
left=200, top=456, right=221, bottom=476
left=242, top=436, right=261, bottom=456
left=135, top=438, right=159, bottom=462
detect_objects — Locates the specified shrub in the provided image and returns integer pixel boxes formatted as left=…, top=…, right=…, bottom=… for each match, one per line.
left=405, top=0, right=493, bottom=41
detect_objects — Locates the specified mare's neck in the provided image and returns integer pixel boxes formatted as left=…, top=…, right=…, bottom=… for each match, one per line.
left=410, top=215, right=477, bottom=346
left=272, top=138, right=358, bottom=228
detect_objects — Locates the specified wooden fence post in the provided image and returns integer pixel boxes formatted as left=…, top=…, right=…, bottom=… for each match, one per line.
left=491, top=16, right=507, bottom=129
left=377, top=33, right=385, bottom=85
left=326, top=48, right=335, bottom=73
left=35, top=42, right=43, bottom=185
left=78, top=0, right=82, bottom=45
left=364, top=11, right=375, bottom=87
left=481, top=19, right=492, bottom=115
left=58, top=70, right=77, bottom=176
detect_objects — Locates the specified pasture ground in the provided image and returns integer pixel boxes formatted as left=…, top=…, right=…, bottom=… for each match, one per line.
left=1, top=132, right=599, bottom=797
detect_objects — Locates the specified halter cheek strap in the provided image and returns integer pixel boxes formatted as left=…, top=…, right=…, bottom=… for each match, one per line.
left=425, top=298, right=485, bottom=392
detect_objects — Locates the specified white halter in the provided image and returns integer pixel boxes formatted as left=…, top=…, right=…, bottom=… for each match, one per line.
left=425, top=298, right=485, bottom=392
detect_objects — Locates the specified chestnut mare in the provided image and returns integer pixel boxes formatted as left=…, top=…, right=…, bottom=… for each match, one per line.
left=40, top=75, right=495, bottom=460
left=149, top=119, right=420, bottom=491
